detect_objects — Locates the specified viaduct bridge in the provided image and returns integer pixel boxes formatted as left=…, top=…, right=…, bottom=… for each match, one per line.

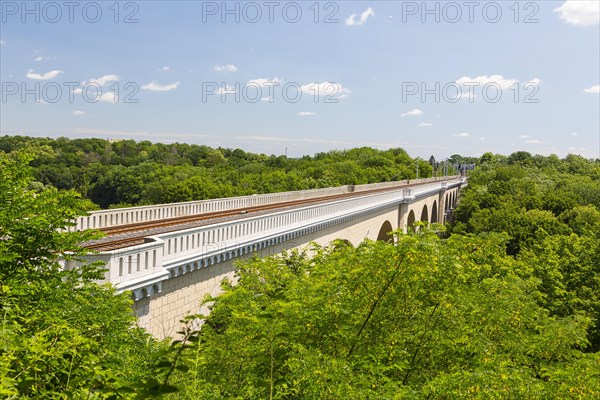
left=74, top=177, right=466, bottom=338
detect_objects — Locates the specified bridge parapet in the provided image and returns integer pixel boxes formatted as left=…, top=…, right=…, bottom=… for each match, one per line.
left=71, top=177, right=458, bottom=231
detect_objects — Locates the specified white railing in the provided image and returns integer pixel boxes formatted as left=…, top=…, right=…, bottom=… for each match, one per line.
left=72, top=177, right=458, bottom=231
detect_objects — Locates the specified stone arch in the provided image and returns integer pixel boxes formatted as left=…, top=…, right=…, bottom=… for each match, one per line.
left=377, top=220, right=394, bottom=243
left=431, top=200, right=438, bottom=223
left=406, top=210, right=416, bottom=232
left=420, top=204, right=429, bottom=223
left=332, top=239, right=353, bottom=251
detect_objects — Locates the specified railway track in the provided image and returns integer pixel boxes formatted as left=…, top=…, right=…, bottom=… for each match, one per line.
left=84, top=179, right=449, bottom=251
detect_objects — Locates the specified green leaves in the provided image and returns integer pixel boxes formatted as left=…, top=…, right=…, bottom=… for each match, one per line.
left=170, top=230, right=597, bottom=398
left=1, top=150, right=162, bottom=398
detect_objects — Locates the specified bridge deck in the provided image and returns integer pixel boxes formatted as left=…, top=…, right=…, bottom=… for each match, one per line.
left=83, top=177, right=456, bottom=251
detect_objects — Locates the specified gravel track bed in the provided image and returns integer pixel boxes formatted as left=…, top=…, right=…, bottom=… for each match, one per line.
left=82, top=198, right=336, bottom=247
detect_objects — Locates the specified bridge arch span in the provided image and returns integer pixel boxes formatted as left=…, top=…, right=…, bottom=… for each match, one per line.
left=377, top=220, right=394, bottom=243
left=420, top=204, right=429, bottom=223
left=406, top=209, right=416, bottom=231
left=431, top=200, right=438, bottom=223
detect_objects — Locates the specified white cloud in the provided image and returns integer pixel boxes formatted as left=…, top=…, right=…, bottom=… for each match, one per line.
left=456, top=75, right=518, bottom=90
left=554, top=0, right=600, bottom=26
left=141, top=81, right=180, bottom=91
left=214, top=64, right=238, bottom=73
left=26, top=69, right=63, bottom=80
left=99, top=92, right=118, bottom=103
left=247, top=77, right=284, bottom=87
left=571, top=132, right=579, bottom=137
left=519, top=134, right=543, bottom=144
left=161, top=66, right=170, bottom=71
left=584, top=85, right=600, bottom=94
left=73, top=110, right=86, bottom=116
left=300, top=82, right=351, bottom=99
left=346, top=7, right=375, bottom=26
left=401, top=108, right=423, bottom=117
left=418, top=122, right=432, bottom=127
left=84, top=74, right=119, bottom=86
left=452, top=132, right=469, bottom=138
left=34, top=56, right=47, bottom=62
left=298, top=111, right=317, bottom=116
left=455, top=91, right=476, bottom=101
left=0, top=39, right=5, bottom=46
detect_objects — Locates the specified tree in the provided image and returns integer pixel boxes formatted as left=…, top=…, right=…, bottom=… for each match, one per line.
left=0, top=151, right=162, bottom=398
left=167, top=230, right=599, bottom=398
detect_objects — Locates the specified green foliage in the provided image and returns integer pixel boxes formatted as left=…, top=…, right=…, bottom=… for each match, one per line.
left=166, top=231, right=598, bottom=398
left=450, top=155, right=600, bottom=351
left=0, top=151, right=165, bottom=398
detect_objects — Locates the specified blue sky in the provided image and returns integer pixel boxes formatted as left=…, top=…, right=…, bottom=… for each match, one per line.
left=1, top=0, right=599, bottom=158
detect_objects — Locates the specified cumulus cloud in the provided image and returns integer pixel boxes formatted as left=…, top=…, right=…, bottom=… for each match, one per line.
left=346, top=7, right=375, bottom=26
left=26, top=69, right=63, bottom=80
left=161, top=66, right=170, bottom=71
left=247, top=77, right=284, bottom=87
left=452, top=132, right=469, bottom=138
left=519, top=134, right=543, bottom=144
left=554, top=0, right=600, bottom=26
left=584, top=85, right=600, bottom=94
left=34, top=56, right=51, bottom=62
left=141, top=81, right=180, bottom=91
left=401, top=108, right=423, bottom=117
left=73, top=110, right=86, bottom=116
left=418, top=122, right=433, bottom=127
left=300, top=82, right=351, bottom=100
left=84, top=74, right=119, bottom=86
left=456, top=75, right=518, bottom=90
left=214, top=64, right=238, bottom=73
left=298, top=111, right=317, bottom=116
left=99, top=92, right=118, bottom=103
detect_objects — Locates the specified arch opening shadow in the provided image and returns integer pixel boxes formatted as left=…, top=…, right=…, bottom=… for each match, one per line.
left=431, top=201, right=438, bottom=223
left=377, top=220, right=394, bottom=243
left=406, top=210, right=416, bottom=232
left=420, top=204, right=429, bottom=223
left=332, top=239, right=353, bottom=251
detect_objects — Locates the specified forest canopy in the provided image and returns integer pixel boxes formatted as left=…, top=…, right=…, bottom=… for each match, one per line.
left=0, top=135, right=468, bottom=209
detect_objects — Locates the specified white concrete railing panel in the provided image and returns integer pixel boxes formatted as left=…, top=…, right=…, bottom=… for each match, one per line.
left=72, top=177, right=458, bottom=231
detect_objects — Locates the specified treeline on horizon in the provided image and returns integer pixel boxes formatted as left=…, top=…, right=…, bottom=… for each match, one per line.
left=0, top=135, right=477, bottom=209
